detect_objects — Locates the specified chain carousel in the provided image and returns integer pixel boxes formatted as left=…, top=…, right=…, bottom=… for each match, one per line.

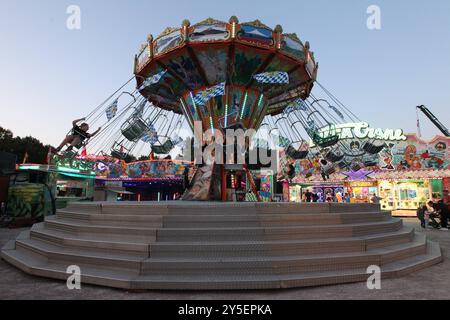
left=2, top=17, right=442, bottom=291
left=61, top=17, right=386, bottom=201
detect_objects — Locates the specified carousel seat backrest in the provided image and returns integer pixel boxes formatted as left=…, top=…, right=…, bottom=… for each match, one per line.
left=151, top=139, right=175, bottom=154
left=286, top=145, right=309, bottom=160
left=325, top=151, right=344, bottom=163
left=121, top=117, right=149, bottom=142
left=363, top=142, right=385, bottom=155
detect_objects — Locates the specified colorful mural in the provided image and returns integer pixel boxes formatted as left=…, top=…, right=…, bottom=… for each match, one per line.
left=389, top=134, right=450, bottom=170
left=286, top=134, right=450, bottom=183
left=52, top=155, right=191, bottom=181
left=189, top=23, right=230, bottom=42
left=154, top=30, right=182, bottom=56
left=281, top=34, right=305, bottom=60
left=196, top=47, right=228, bottom=85
left=237, top=24, right=274, bottom=47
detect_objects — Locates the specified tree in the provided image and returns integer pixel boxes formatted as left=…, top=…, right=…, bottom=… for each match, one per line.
left=0, top=126, right=53, bottom=164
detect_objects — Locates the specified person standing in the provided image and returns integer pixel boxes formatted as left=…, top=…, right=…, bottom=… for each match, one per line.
left=416, top=204, right=427, bottom=229
left=304, top=189, right=313, bottom=203
left=370, top=193, right=382, bottom=204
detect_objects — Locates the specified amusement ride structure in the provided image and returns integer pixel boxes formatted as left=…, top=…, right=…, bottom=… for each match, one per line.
left=2, top=17, right=442, bottom=290
left=59, top=17, right=390, bottom=201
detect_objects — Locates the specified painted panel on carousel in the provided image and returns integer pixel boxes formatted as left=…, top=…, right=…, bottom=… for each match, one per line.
left=189, top=23, right=230, bottom=42
left=227, top=89, right=243, bottom=126
left=141, top=66, right=184, bottom=98
left=137, top=48, right=149, bottom=70
left=195, top=46, right=228, bottom=84
left=126, top=161, right=188, bottom=179
left=241, top=91, right=257, bottom=120
left=95, top=159, right=126, bottom=179
left=185, top=93, right=200, bottom=121
left=237, top=24, right=274, bottom=47
left=231, top=48, right=266, bottom=85
left=305, top=52, right=316, bottom=78
left=154, top=30, right=183, bottom=56
left=263, top=59, right=300, bottom=98
left=281, top=34, right=305, bottom=60
left=162, top=49, right=204, bottom=89
left=211, top=95, right=225, bottom=118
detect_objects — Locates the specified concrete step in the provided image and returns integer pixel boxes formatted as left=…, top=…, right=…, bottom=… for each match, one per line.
left=65, top=202, right=382, bottom=215
left=0, top=202, right=441, bottom=290
left=30, top=221, right=413, bottom=258
left=56, top=210, right=163, bottom=227
left=141, top=235, right=427, bottom=276
left=1, top=239, right=441, bottom=290
left=156, top=219, right=403, bottom=241
left=44, top=216, right=156, bottom=242
left=149, top=228, right=414, bottom=258
left=161, top=212, right=391, bottom=228
left=56, top=210, right=390, bottom=228
left=5, top=228, right=423, bottom=277
left=15, top=237, right=143, bottom=272
left=30, top=224, right=151, bottom=257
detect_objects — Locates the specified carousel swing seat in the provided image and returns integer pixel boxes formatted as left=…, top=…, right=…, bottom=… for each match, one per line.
left=323, top=166, right=336, bottom=176
left=286, top=145, right=309, bottom=160
left=151, top=138, right=175, bottom=155
left=111, top=142, right=130, bottom=159
left=325, top=151, right=345, bottom=163
left=337, top=161, right=349, bottom=170
left=121, top=117, right=150, bottom=142
left=307, top=127, right=339, bottom=148
left=363, top=142, right=385, bottom=155
left=364, top=160, right=378, bottom=167
left=351, top=163, right=362, bottom=172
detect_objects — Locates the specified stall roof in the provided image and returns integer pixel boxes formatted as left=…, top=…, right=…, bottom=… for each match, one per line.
left=106, top=188, right=135, bottom=195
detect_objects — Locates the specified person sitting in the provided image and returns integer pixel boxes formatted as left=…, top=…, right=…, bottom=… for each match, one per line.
left=434, top=199, right=449, bottom=230
left=56, top=118, right=101, bottom=153
left=425, top=200, right=440, bottom=229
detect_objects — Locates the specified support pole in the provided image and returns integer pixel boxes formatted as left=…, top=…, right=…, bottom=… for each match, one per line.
left=221, top=164, right=227, bottom=202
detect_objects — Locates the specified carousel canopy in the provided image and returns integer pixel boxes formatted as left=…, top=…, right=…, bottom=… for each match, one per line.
left=134, top=17, right=318, bottom=130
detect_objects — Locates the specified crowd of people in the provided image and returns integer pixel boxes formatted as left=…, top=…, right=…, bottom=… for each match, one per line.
left=302, top=190, right=351, bottom=203
left=416, top=199, right=449, bottom=230
left=301, top=190, right=382, bottom=204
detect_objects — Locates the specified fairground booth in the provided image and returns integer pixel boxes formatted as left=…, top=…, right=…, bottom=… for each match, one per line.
left=91, top=157, right=192, bottom=201
left=286, top=130, right=450, bottom=214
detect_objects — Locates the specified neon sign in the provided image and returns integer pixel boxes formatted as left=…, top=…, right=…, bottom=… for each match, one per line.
left=318, top=122, right=407, bottom=142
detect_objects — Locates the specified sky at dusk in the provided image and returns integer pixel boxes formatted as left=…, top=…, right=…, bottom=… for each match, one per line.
left=1, top=0, right=449, bottom=146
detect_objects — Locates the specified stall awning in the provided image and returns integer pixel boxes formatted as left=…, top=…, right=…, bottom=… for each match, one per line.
left=106, top=188, right=135, bottom=195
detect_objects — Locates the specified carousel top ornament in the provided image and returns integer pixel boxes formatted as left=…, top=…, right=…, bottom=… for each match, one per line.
left=134, top=17, right=318, bottom=131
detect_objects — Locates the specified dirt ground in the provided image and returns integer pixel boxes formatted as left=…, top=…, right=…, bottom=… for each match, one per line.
left=1, top=219, right=449, bottom=300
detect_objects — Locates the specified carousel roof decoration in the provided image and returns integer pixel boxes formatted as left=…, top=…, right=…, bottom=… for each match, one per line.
left=134, top=16, right=319, bottom=131
left=58, top=17, right=399, bottom=175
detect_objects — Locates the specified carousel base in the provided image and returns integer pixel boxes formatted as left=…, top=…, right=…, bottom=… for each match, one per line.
left=1, top=202, right=442, bottom=290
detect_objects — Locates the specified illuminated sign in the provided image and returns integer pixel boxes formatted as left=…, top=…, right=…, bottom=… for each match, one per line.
left=318, top=122, right=407, bottom=142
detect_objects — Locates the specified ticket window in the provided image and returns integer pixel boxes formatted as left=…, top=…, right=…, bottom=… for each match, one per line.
left=379, top=181, right=395, bottom=211
left=396, top=181, right=430, bottom=210
left=289, top=185, right=302, bottom=202
left=56, top=181, right=87, bottom=198
left=350, top=187, right=376, bottom=203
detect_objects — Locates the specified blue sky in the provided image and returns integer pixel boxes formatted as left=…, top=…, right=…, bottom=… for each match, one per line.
left=1, top=0, right=449, bottom=146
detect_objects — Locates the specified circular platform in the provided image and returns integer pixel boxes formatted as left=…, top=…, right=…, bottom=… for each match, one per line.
left=1, top=202, right=442, bottom=290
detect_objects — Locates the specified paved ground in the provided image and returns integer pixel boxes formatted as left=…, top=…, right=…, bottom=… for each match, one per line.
left=1, top=219, right=449, bottom=300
